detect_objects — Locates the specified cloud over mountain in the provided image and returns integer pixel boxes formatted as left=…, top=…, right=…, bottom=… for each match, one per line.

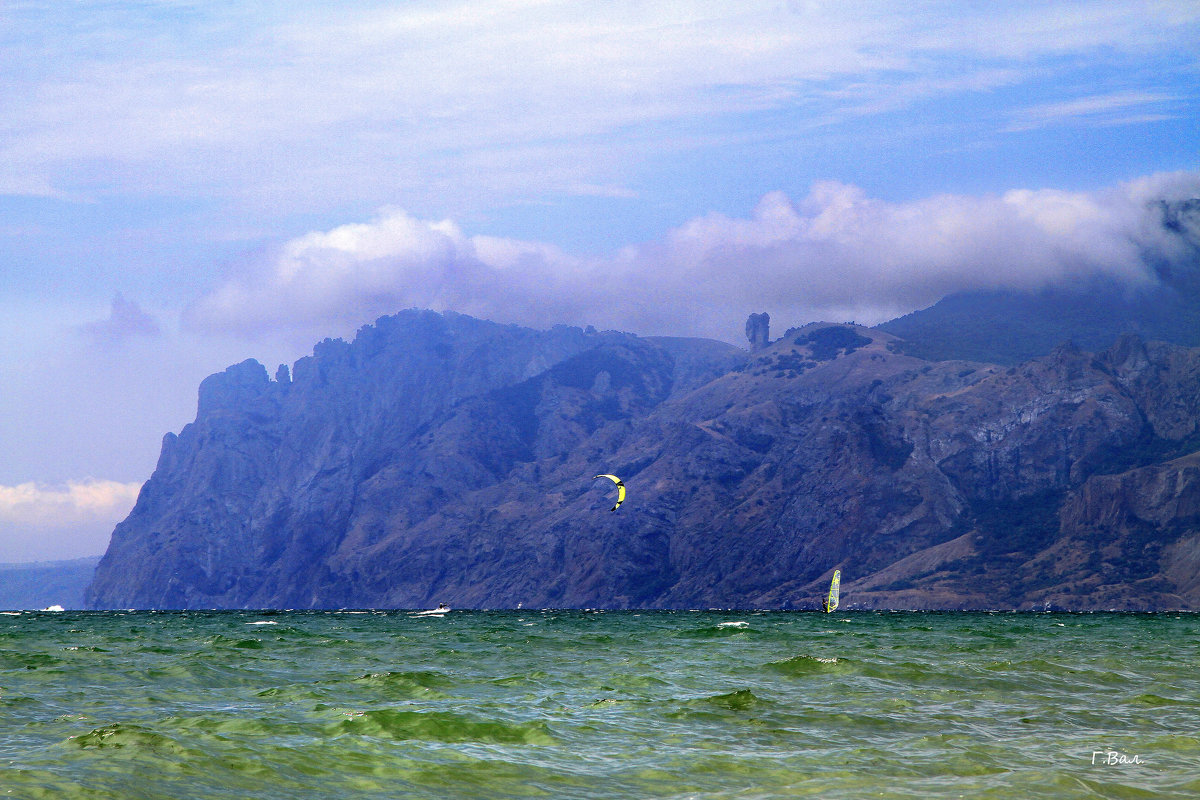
left=188, top=172, right=1200, bottom=343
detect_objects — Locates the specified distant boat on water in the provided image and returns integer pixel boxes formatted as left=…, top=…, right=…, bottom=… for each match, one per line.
left=414, top=603, right=450, bottom=617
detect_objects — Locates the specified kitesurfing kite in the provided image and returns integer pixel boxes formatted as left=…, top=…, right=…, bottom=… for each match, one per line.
left=592, top=473, right=626, bottom=511
left=822, top=569, right=841, bottom=613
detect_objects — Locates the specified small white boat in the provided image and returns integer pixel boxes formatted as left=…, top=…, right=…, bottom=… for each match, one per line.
left=42, top=604, right=65, bottom=612
left=414, top=603, right=451, bottom=617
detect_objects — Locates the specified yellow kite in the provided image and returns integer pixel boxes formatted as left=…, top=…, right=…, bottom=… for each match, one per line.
left=592, top=474, right=626, bottom=512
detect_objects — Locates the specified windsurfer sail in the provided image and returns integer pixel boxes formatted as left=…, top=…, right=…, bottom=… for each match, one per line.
left=822, top=569, right=841, bottom=613
left=592, top=473, right=626, bottom=511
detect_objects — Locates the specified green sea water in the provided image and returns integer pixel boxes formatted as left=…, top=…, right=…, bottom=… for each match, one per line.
left=2, top=610, right=1198, bottom=799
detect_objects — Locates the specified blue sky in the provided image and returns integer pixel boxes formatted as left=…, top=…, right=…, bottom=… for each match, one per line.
left=0, top=0, right=1198, bottom=561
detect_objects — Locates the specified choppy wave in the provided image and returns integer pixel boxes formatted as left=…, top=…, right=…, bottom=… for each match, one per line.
left=2, top=610, right=1198, bottom=798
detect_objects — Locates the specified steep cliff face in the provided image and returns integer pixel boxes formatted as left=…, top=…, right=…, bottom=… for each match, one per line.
left=86, top=310, right=1200, bottom=610
left=84, top=311, right=745, bottom=608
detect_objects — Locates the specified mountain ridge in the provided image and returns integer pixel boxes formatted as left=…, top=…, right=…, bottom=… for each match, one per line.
left=85, top=308, right=1200, bottom=610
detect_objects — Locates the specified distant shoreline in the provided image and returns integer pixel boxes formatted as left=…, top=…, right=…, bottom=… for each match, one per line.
left=0, top=556, right=100, bottom=611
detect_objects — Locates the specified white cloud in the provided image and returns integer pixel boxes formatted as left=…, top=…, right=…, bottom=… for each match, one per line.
left=187, top=171, right=1200, bottom=344
left=0, top=480, right=141, bottom=525
left=185, top=207, right=597, bottom=336
left=0, top=479, right=141, bottom=562
left=1005, top=90, right=1179, bottom=132
left=918, top=1, right=1197, bottom=58
left=3, top=1, right=1196, bottom=211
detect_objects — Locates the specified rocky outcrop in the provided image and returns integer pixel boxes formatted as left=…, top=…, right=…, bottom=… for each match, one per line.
left=745, top=312, right=770, bottom=350
left=85, top=310, right=1200, bottom=610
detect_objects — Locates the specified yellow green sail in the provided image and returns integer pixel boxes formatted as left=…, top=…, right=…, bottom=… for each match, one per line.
left=823, top=569, right=841, bottom=612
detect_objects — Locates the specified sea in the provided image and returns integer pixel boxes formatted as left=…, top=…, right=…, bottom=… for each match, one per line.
left=2, top=610, right=1197, bottom=799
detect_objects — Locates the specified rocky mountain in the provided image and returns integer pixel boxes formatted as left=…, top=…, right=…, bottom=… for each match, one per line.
left=86, top=309, right=1200, bottom=610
